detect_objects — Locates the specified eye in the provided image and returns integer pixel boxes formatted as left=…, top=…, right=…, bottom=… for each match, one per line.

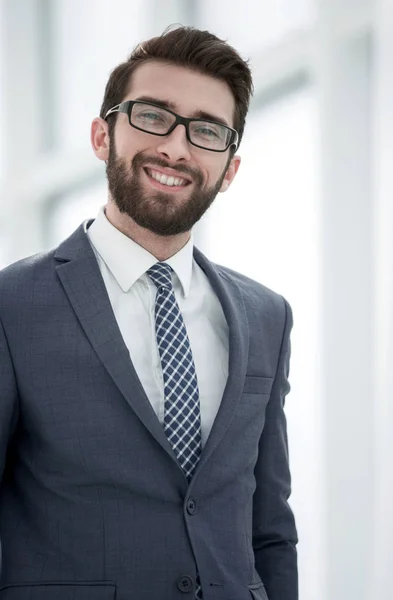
left=194, top=125, right=220, bottom=139
left=138, top=110, right=165, bottom=122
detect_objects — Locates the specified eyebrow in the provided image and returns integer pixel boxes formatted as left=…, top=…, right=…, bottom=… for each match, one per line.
left=134, top=95, right=231, bottom=128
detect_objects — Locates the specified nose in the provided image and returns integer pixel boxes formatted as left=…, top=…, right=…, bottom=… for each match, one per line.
left=155, top=124, right=192, bottom=163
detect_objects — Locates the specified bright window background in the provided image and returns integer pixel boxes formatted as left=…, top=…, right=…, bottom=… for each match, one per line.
left=197, top=0, right=315, bottom=54
left=0, top=8, right=3, bottom=180
left=53, top=0, right=149, bottom=152
left=0, top=11, right=4, bottom=267
left=46, top=179, right=106, bottom=247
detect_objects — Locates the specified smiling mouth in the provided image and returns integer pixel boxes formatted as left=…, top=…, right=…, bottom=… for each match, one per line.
left=144, top=167, right=191, bottom=188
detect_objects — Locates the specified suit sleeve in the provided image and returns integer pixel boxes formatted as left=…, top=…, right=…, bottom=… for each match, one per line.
left=253, top=298, right=298, bottom=600
left=0, top=315, right=19, bottom=484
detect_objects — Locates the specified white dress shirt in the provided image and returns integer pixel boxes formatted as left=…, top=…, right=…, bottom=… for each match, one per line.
left=87, top=207, right=229, bottom=447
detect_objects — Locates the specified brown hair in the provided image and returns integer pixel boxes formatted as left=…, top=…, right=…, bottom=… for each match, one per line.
left=99, top=25, right=253, bottom=147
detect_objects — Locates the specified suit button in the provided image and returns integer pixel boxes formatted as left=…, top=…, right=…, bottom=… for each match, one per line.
left=187, top=497, right=197, bottom=515
left=177, top=575, right=194, bottom=593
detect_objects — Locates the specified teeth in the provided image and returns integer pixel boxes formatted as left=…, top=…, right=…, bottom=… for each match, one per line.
left=149, top=169, right=187, bottom=187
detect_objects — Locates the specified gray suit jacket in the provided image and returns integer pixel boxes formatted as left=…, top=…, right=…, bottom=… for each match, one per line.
left=0, top=220, right=298, bottom=600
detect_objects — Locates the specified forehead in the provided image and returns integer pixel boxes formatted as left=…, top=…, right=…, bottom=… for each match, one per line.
left=125, top=60, right=236, bottom=126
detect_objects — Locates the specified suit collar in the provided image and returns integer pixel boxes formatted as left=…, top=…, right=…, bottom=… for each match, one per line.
left=54, top=219, right=93, bottom=262
left=56, top=212, right=194, bottom=298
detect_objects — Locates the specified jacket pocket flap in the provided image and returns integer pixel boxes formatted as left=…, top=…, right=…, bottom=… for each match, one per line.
left=0, top=582, right=116, bottom=599
left=243, top=376, right=273, bottom=395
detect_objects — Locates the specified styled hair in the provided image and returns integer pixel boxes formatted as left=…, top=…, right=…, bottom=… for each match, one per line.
left=99, top=25, right=253, bottom=147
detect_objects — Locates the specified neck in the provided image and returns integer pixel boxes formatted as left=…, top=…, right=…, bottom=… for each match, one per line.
left=104, top=201, right=191, bottom=261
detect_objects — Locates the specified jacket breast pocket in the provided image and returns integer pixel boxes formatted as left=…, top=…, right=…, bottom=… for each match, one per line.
left=243, top=375, right=273, bottom=396
left=248, top=581, right=269, bottom=600
left=0, top=582, right=116, bottom=599
left=233, top=376, right=273, bottom=430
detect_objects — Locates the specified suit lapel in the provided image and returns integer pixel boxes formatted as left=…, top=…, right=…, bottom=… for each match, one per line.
left=192, top=247, right=249, bottom=472
left=54, top=222, right=249, bottom=478
left=54, top=221, right=179, bottom=468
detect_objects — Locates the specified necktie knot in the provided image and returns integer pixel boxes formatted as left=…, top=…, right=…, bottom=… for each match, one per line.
left=147, top=262, right=173, bottom=291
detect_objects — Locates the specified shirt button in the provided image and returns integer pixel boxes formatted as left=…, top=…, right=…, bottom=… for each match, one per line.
left=186, top=497, right=197, bottom=515
left=177, top=575, right=194, bottom=593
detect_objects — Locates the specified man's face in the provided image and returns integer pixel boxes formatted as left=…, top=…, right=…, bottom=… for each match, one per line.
left=105, top=61, right=240, bottom=236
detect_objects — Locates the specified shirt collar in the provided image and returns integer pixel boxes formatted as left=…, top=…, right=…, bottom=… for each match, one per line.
left=87, top=206, right=194, bottom=298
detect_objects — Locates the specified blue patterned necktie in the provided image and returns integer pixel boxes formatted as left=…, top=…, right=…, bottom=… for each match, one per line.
left=147, top=262, right=202, bottom=481
left=148, top=262, right=203, bottom=599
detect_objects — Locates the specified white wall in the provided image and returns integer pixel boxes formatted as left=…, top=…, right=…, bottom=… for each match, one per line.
left=372, top=0, right=393, bottom=597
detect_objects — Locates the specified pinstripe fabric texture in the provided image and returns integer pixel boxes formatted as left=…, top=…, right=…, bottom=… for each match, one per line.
left=148, top=262, right=203, bottom=599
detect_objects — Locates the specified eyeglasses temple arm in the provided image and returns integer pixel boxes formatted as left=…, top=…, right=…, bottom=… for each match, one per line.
left=104, top=104, right=122, bottom=120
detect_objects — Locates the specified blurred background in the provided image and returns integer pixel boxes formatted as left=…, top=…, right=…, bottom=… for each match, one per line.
left=1, top=1, right=392, bottom=599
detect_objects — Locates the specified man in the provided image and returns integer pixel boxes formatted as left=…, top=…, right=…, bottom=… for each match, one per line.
left=0, top=26, right=298, bottom=600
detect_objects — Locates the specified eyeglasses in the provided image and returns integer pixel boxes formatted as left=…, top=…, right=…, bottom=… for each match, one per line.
left=104, top=100, right=239, bottom=152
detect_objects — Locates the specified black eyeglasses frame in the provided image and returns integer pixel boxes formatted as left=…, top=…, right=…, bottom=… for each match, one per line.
left=104, top=100, right=239, bottom=153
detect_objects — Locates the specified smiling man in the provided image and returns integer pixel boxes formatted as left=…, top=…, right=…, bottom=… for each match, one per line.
left=0, top=26, right=298, bottom=600
left=95, top=60, right=240, bottom=251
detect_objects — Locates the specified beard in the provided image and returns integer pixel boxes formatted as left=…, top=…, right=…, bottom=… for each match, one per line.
left=106, top=144, right=230, bottom=237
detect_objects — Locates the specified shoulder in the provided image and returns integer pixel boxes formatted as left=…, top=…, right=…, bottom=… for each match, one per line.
left=0, top=249, right=56, bottom=310
left=0, top=249, right=56, bottom=283
left=193, top=246, right=292, bottom=325
left=213, top=261, right=291, bottom=318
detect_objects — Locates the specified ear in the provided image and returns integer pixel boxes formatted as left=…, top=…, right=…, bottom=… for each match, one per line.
left=91, top=117, right=110, bottom=162
left=219, top=154, right=241, bottom=193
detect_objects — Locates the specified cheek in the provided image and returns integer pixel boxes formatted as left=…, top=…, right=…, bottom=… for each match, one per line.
left=114, top=127, right=146, bottom=157
left=198, top=159, right=227, bottom=188
left=207, top=162, right=228, bottom=188
left=115, top=139, right=137, bottom=158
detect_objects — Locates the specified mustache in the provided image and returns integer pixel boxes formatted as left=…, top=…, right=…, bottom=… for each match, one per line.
left=132, top=151, right=202, bottom=183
